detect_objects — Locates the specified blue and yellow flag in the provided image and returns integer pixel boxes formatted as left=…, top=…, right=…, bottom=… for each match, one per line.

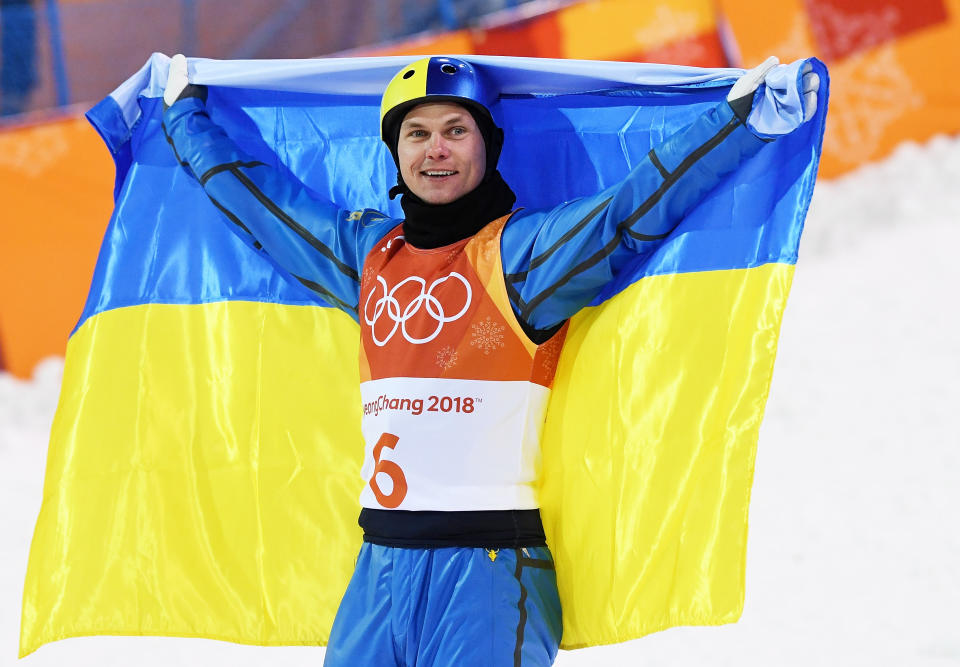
left=20, top=54, right=827, bottom=655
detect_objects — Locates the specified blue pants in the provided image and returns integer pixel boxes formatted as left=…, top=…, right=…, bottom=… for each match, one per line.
left=324, top=543, right=562, bottom=666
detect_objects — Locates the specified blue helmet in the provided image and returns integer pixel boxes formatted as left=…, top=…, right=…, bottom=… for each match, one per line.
left=380, top=57, right=504, bottom=180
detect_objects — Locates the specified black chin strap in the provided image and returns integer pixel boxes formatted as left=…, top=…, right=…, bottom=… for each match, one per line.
left=399, top=171, right=517, bottom=249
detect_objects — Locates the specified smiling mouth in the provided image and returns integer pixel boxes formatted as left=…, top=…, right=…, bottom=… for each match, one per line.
left=421, top=170, right=457, bottom=178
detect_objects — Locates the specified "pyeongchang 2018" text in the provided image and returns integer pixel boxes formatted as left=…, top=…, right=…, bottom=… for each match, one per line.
left=362, top=394, right=479, bottom=417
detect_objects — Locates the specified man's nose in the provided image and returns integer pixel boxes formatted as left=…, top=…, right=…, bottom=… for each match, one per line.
left=425, top=134, right=449, bottom=159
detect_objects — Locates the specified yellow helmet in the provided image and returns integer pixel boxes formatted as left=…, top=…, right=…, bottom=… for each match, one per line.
left=380, top=56, right=498, bottom=143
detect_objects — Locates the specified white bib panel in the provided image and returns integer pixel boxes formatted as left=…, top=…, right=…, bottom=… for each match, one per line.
left=358, top=377, right=549, bottom=511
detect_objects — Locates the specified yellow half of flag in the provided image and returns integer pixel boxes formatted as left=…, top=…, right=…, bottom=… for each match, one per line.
left=21, top=262, right=792, bottom=654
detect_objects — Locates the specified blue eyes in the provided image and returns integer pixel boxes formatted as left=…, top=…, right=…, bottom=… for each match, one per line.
left=406, top=127, right=468, bottom=139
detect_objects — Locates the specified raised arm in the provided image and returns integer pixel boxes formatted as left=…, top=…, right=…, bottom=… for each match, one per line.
left=161, top=56, right=394, bottom=320
left=502, top=58, right=820, bottom=337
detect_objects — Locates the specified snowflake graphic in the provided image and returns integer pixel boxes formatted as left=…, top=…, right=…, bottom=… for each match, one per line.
left=442, top=249, right=460, bottom=266
left=479, top=242, right=497, bottom=267
left=538, top=336, right=564, bottom=373
left=0, top=122, right=70, bottom=177
left=632, top=5, right=707, bottom=66
left=470, top=316, right=505, bottom=356
left=760, top=9, right=920, bottom=168
left=643, top=39, right=708, bottom=67
left=807, top=2, right=900, bottom=60
left=826, top=44, right=921, bottom=166
left=633, top=6, right=699, bottom=48
left=361, top=262, right=378, bottom=286
left=764, top=13, right=818, bottom=64
left=435, top=346, right=459, bottom=370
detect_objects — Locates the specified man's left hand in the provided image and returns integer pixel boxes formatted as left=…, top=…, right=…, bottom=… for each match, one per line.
left=728, top=57, right=822, bottom=138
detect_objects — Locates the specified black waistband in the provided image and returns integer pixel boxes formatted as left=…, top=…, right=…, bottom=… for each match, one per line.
left=359, top=508, right=547, bottom=549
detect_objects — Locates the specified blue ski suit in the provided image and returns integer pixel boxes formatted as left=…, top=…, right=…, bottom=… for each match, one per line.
left=162, top=90, right=769, bottom=666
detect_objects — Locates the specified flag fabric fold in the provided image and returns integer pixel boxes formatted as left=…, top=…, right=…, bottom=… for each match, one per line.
left=20, top=53, right=827, bottom=656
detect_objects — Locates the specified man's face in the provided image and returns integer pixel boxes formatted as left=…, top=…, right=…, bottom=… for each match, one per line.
left=397, top=102, right=486, bottom=205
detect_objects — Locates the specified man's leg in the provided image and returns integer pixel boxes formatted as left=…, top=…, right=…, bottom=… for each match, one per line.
left=410, top=546, right=562, bottom=666
left=323, top=543, right=399, bottom=666
left=510, top=546, right=564, bottom=666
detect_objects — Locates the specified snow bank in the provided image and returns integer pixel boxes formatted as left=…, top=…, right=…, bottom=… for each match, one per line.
left=803, top=135, right=960, bottom=256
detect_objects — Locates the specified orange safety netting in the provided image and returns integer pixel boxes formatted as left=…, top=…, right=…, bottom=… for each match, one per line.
left=353, top=0, right=727, bottom=68
left=6, top=0, right=960, bottom=377
left=0, top=113, right=113, bottom=378
left=719, top=0, right=960, bottom=177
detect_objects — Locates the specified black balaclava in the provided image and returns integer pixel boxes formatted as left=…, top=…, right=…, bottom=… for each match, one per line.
left=387, top=103, right=516, bottom=250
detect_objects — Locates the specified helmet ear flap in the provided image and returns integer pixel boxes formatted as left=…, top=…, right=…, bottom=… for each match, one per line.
left=473, top=119, right=504, bottom=179
left=487, top=125, right=505, bottom=177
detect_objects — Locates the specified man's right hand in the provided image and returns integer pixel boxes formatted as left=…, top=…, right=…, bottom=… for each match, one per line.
left=164, top=54, right=189, bottom=108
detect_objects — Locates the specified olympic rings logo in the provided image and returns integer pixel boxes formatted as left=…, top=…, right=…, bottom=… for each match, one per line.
left=363, top=272, right=472, bottom=346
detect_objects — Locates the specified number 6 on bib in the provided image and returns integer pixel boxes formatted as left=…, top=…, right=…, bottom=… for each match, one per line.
left=369, top=433, right=407, bottom=508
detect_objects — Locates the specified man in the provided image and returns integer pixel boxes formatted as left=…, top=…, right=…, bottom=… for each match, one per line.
left=162, top=54, right=818, bottom=666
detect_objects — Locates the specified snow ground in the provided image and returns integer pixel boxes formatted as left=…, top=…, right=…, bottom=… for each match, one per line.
left=3, top=136, right=959, bottom=666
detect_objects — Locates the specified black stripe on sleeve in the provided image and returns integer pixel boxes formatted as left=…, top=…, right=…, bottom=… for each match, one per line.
left=292, top=276, right=358, bottom=314
left=200, top=160, right=266, bottom=185
left=519, top=318, right=565, bottom=346
left=518, top=116, right=741, bottom=322
left=210, top=197, right=357, bottom=314
left=504, top=197, right=613, bottom=284
left=616, top=117, right=740, bottom=231
left=506, top=145, right=677, bottom=287
left=227, top=166, right=361, bottom=283
left=504, top=276, right=527, bottom=312
left=208, top=196, right=262, bottom=249
left=504, top=262, right=566, bottom=343
left=649, top=148, right=670, bottom=179
left=161, top=121, right=192, bottom=169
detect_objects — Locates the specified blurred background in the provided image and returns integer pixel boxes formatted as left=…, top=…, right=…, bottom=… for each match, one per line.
left=2, top=0, right=959, bottom=377
left=2, top=1, right=959, bottom=665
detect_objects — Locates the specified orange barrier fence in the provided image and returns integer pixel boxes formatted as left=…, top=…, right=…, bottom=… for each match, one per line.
left=352, top=0, right=728, bottom=68
left=0, top=112, right=113, bottom=378
left=719, top=0, right=960, bottom=177
left=3, top=0, right=960, bottom=377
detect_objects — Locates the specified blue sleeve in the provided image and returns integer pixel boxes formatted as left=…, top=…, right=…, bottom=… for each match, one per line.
left=500, top=100, right=768, bottom=333
left=162, top=96, right=394, bottom=321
